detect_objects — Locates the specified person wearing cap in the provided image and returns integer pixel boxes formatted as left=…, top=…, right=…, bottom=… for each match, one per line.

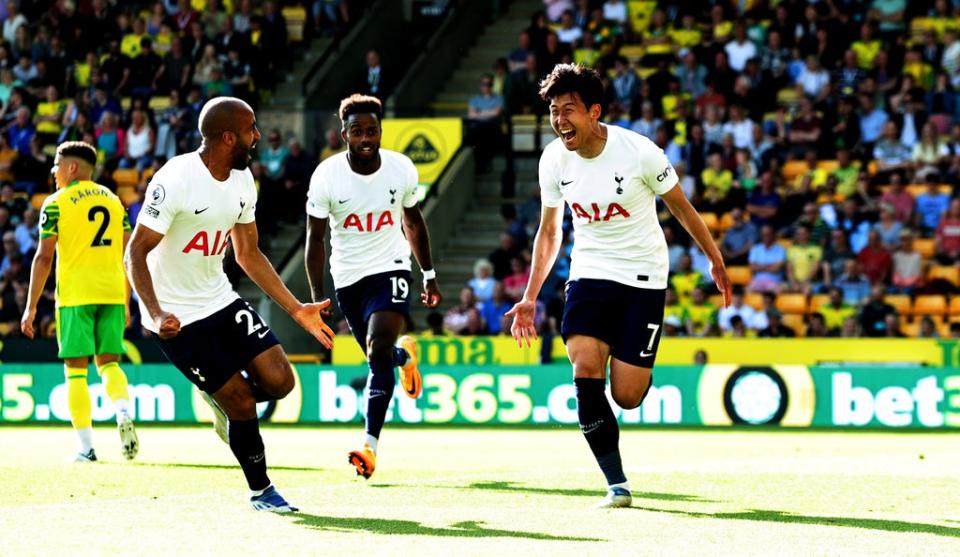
left=758, top=308, right=796, bottom=337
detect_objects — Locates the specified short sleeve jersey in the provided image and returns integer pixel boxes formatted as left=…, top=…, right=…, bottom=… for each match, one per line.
left=40, top=180, right=131, bottom=307
left=305, top=150, right=419, bottom=289
left=135, top=151, right=257, bottom=332
left=539, top=125, right=676, bottom=289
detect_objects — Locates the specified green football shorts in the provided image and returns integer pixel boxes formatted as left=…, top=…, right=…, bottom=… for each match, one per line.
left=56, top=304, right=127, bottom=358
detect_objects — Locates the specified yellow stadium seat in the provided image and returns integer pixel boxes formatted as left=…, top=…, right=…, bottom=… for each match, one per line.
left=142, top=167, right=155, bottom=183
left=777, top=239, right=793, bottom=250
left=914, top=238, right=935, bottom=258
left=884, top=294, right=912, bottom=315
left=31, top=193, right=49, bottom=210
left=782, top=313, right=806, bottom=336
left=708, top=294, right=724, bottom=308
left=815, top=160, right=838, bottom=172
left=148, top=96, right=172, bottom=111
left=900, top=320, right=921, bottom=338
left=928, top=265, right=960, bottom=286
left=776, top=293, right=808, bottom=315
left=719, top=212, right=735, bottom=231
left=867, top=160, right=879, bottom=175
left=809, top=294, right=829, bottom=313
left=700, top=212, right=719, bottom=233
left=950, top=297, right=960, bottom=316
left=119, top=189, right=140, bottom=207
left=112, top=169, right=140, bottom=189
left=912, top=295, right=947, bottom=317
left=782, top=160, right=809, bottom=181
left=282, top=6, right=307, bottom=43
left=726, top=265, right=752, bottom=286
left=619, top=45, right=645, bottom=63
left=744, top=292, right=764, bottom=310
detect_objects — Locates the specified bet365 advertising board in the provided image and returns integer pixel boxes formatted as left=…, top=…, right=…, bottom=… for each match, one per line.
left=1, top=362, right=958, bottom=429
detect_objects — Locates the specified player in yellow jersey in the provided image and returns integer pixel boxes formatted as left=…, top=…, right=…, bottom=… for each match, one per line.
left=21, top=141, right=139, bottom=462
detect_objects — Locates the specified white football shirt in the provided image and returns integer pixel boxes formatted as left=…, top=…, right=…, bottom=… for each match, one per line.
left=136, top=151, right=257, bottom=331
left=306, top=150, right=419, bottom=288
left=539, top=125, right=676, bottom=289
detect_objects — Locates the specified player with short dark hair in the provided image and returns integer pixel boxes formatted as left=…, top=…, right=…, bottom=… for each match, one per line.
left=125, top=97, right=335, bottom=512
left=508, top=64, right=731, bottom=508
left=22, top=141, right=139, bottom=463
left=305, top=93, right=442, bottom=479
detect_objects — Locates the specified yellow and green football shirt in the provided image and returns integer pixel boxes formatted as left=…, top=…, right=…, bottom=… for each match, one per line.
left=39, top=180, right=131, bottom=307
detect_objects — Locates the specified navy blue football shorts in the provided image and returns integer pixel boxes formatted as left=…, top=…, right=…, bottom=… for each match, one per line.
left=335, top=270, right=413, bottom=349
left=154, top=298, right=280, bottom=394
left=561, top=279, right=666, bottom=368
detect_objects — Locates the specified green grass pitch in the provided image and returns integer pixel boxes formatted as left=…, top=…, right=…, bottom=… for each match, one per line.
left=0, top=426, right=958, bottom=556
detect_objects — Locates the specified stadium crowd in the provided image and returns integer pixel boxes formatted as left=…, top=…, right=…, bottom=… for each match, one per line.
left=452, top=0, right=960, bottom=340
left=0, top=0, right=351, bottom=339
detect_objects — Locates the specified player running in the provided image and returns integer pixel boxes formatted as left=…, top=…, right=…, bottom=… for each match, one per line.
left=507, top=65, right=731, bottom=508
left=125, top=97, right=334, bottom=512
left=21, top=141, right=138, bottom=463
left=305, top=94, right=441, bottom=479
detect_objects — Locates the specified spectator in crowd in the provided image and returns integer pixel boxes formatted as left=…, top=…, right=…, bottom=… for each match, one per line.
left=746, top=171, right=780, bottom=228
left=465, top=74, right=504, bottom=173
left=480, top=282, right=512, bottom=335
left=918, top=316, right=940, bottom=339
left=119, top=109, right=155, bottom=172
left=281, top=138, right=313, bottom=222
left=857, top=229, right=893, bottom=285
left=489, top=233, right=519, bottom=281
left=873, top=203, right=902, bottom=249
left=914, top=178, right=950, bottom=234
left=508, top=53, right=543, bottom=115
left=362, top=49, right=386, bottom=99
left=444, top=286, right=483, bottom=335
left=94, top=111, right=125, bottom=170
left=154, top=89, right=187, bottom=161
left=468, top=259, right=496, bottom=305
left=759, top=309, right=796, bottom=338
left=7, top=106, right=35, bottom=156
left=508, top=31, right=533, bottom=73
left=879, top=173, right=914, bottom=224
left=503, top=257, right=530, bottom=302
left=786, top=226, right=822, bottom=294
left=748, top=225, right=787, bottom=292
left=670, top=252, right=701, bottom=303
left=685, top=286, right=717, bottom=337
left=859, top=285, right=897, bottom=337
left=934, top=198, right=960, bottom=264
left=819, top=287, right=856, bottom=334
left=720, top=207, right=757, bottom=266
left=891, top=229, right=923, bottom=293
left=717, top=286, right=757, bottom=333
left=806, top=312, right=830, bottom=337
left=319, top=127, right=346, bottom=161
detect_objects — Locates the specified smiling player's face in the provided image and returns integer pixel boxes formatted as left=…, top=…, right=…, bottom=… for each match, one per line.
left=344, top=113, right=381, bottom=161
left=230, top=109, right=261, bottom=170
left=549, top=92, right=601, bottom=152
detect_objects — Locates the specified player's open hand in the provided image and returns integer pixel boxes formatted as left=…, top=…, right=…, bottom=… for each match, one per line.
left=20, top=308, right=36, bottom=339
left=711, top=261, right=732, bottom=308
left=155, top=311, right=181, bottom=339
left=422, top=279, right=441, bottom=308
left=506, top=299, right=538, bottom=348
left=294, top=300, right=336, bottom=349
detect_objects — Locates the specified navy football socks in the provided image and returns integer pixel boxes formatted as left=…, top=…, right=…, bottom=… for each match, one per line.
left=364, top=353, right=396, bottom=439
left=228, top=418, right=270, bottom=491
left=575, top=378, right=627, bottom=486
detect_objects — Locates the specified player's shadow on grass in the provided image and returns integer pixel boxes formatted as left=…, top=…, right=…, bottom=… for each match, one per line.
left=635, top=507, right=960, bottom=539
left=290, top=514, right=602, bottom=542
left=137, top=462, right=326, bottom=473
left=372, top=480, right=712, bottom=503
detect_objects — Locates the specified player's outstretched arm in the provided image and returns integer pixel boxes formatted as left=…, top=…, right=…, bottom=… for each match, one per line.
left=661, top=185, right=732, bottom=307
left=402, top=205, right=441, bottom=308
left=506, top=205, right=564, bottom=347
left=125, top=225, right=181, bottom=338
left=304, top=216, right=331, bottom=316
left=232, top=221, right=335, bottom=348
left=21, top=236, right=56, bottom=339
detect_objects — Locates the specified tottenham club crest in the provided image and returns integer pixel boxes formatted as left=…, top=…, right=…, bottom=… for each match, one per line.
left=150, top=184, right=166, bottom=205
left=389, top=189, right=397, bottom=204
left=614, top=173, right=624, bottom=195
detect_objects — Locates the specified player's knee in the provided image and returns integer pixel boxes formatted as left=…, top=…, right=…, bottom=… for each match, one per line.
left=571, top=361, right=605, bottom=379
left=270, top=373, right=295, bottom=398
left=612, top=386, right=648, bottom=410
left=365, top=336, right=394, bottom=364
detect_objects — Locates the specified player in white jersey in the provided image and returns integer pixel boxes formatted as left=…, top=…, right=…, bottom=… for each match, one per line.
left=305, top=94, right=442, bottom=479
left=125, top=97, right=335, bottom=512
left=507, top=65, right=731, bottom=508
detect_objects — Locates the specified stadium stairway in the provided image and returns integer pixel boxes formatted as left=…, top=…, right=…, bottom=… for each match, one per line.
left=429, top=0, right=543, bottom=117
left=408, top=155, right=540, bottom=329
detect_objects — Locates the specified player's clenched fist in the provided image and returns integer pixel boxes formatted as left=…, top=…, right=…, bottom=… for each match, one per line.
left=421, top=279, right=442, bottom=308
left=155, top=311, right=181, bottom=339
left=293, top=300, right=336, bottom=349
left=20, top=308, right=36, bottom=339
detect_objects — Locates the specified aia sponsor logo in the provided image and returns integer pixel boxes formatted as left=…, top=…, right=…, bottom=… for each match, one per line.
left=570, top=202, right=631, bottom=223
left=343, top=211, right=395, bottom=232
left=182, top=230, right=231, bottom=256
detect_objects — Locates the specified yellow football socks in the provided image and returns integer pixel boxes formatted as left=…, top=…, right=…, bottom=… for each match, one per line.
left=98, top=362, right=131, bottom=417
left=65, top=365, right=92, bottom=430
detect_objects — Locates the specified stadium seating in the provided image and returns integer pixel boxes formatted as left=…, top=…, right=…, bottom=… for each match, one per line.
left=775, top=293, right=807, bottom=315
left=927, top=266, right=960, bottom=287
left=884, top=295, right=912, bottom=316
left=726, top=266, right=752, bottom=286
left=912, top=295, right=948, bottom=318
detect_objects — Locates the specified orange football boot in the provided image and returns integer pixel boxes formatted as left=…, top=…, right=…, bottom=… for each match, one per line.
left=348, top=444, right=376, bottom=479
left=397, top=335, right=422, bottom=398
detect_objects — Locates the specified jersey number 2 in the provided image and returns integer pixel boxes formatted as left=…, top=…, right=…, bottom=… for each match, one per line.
left=236, top=308, right=269, bottom=339
left=88, top=206, right=112, bottom=247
